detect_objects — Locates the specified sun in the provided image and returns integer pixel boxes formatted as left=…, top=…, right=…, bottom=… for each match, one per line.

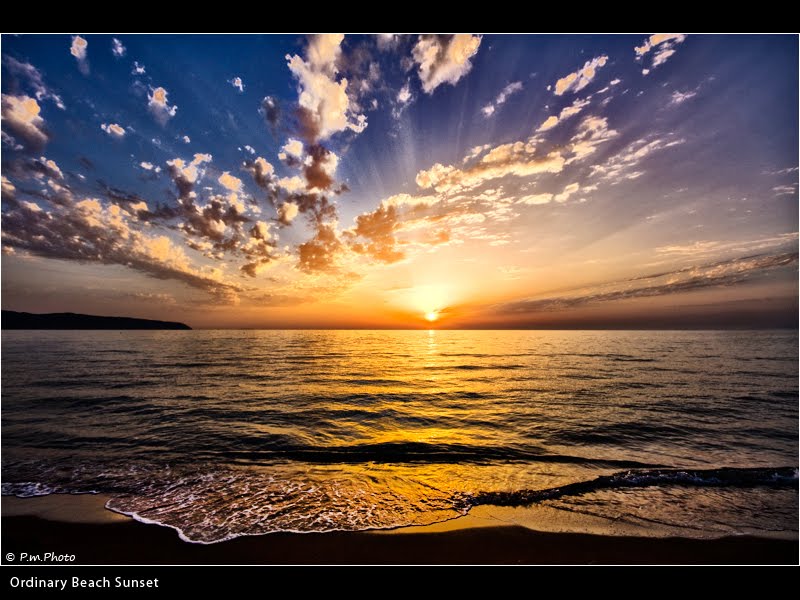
left=425, top=310, right=439, bottom=322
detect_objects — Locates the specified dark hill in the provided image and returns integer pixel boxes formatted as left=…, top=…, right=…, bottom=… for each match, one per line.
left=2, top=311, right=191, bottom=330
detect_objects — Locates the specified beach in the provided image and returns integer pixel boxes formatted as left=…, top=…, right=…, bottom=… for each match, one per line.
left=3, top=495, right=795, bottom=565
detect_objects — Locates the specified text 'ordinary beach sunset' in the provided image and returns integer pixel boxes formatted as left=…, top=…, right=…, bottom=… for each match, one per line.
left=1, top=34, right=797, bottom=566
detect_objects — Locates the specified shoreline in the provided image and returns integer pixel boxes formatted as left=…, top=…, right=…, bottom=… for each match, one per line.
left=2, top=494, right=796, bottom=565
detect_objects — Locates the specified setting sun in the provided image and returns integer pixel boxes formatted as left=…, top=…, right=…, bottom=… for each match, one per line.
left=425, top=311, right=439, bottom=322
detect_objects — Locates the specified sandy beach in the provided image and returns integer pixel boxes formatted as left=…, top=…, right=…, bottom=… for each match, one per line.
left=3, top=495, right=795, bottom=565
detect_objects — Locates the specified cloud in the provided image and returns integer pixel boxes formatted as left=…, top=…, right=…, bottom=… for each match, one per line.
left=182, top=135, right=191, bottom=144
left=111, top=38, right=126, bottom=57
left=2, top=56, right=65, bottom=109
left=1, top=94, right=49, bottom=150
left=230, top=76, right=244, bottom=93
left=537, top=97, right=590, bottom=131
left=100, top=123, right=126, bottom=138
left=412, top=34, right=482, bottom=94
left=481, top=81, right=523, bottom=118
left=590, top=134, right=683, bottom=182
left=553, top=55, right=607, bottom=96
left=554, top=182, right=580, bottom=203
left=243, top=145, right=255, bottom=155
left=670, top=90, right=697, bottom=105
left=517, top=193, right=553, bottom=205
left=397, top=81, right=412, bottom=104
left=217, top=171, right=242, bottom=192
left=635, top=34, right=686, bottom=70
left=1, top=182, right=239, bottom=303
left=286, top=34, right=367, bottom=142
left=259, top=96, right=280, bottom=129
left=139, top=161, right=161, bottom=173
left=132, top=61, right=146, bottom=75
left=243, top=157, right=275, bottom=189
left=297, top=222, right=343, bottom=273
left=773, top=184, right=797, bottom=196
left=70, top=35, right=89, bottom=75
left=496, top=251, right=798, bottom=315
left=277, top=201, right=299, bottom=225
left=279, top=138, right=304, bottom=160
left=148, top=86, right=178, bottom=125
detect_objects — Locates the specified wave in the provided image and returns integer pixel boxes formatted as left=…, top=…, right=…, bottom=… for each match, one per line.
left=454, top=466, right=799, bottom=510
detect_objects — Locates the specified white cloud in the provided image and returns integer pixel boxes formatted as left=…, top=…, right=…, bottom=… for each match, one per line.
left=1, top=94, right=48, bottom=149
left=1, top=56, right=65, bottom=110
left=148, top=86, right=178, bottom=125
left=537, top=97, right=590, bottom=132
left=218, top=171, right=243, bottom=192
left=281, top=138, right=304, bottom=159
left=182, top=135, right=191, bottom=144
left=70, top=35, right=89, bottom=75
left=517, top=193, right=553, bottom=205
left=132, top=61, right=146, bottom=75
left=101, top=123, right=126, bottom=138
left=482, top=81, right=523, bottom=118
left=590, top=134, right=684, bottom=182
left=412, top=34, right=482, bottom=94
left=111, top=38, right=126, bottom=57
left=278, top=201, right=300, bottom=224
left=286, top=34, right=367, bottom=141
left=140, top=161, right=161, bottom=173
left=397, top=82, right=412, bottom=104
left=553, top=56, right=608, bottom=96
left=243, top=145, right=256, bottom=155
left=278, top=176, right=306, bottom=193
left=554, top=182, right=580, bottom=203
left=230, top=76, right=244, bottom=93
left=635, top=34, right=686, bottom=70
left=670, top=90, right=697, bottom=105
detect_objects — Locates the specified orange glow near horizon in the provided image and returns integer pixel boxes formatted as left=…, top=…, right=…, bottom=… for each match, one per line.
left=425, top=310, right=439, bottom=322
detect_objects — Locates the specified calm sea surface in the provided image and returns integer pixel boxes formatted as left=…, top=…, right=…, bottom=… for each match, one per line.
left=2, top=330, right=797, bottom=542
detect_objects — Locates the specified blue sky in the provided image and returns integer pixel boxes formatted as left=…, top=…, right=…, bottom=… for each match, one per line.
left=1, top=34, right=797, bottom=327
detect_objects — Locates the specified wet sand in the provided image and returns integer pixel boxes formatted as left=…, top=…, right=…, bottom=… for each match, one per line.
left=2, top=495, right=796, bottom=565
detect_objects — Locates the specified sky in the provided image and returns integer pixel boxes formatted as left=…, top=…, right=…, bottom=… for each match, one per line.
left=1, top=34, right=797, bottom=328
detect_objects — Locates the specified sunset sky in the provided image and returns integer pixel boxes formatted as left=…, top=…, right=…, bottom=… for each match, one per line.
left=1, top=34, right=797, bottom=328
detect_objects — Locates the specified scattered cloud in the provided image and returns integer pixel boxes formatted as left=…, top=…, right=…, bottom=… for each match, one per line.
left=482, top=81, right=523, bottom=118
left=590, top=134, right=683, bottom=182
left=496, top=251, right=798, bottom=315
left=1, top=94, right=49, bottom=150
left=139, top=161, right=161, bottom=173
left=182, top=135, right=191, bottom=144
left=243, top=145, right=255, bottom=155
left=398, top=81, right=412, bottom=104
left=773, top=184, right=797, bottom=196
left=277, top=201, right=299, bottom=225
left=2, top=56, right=65, bottom=109
left=635, top=34, right=686, bottom=71
left=412, top=34, right=482, bottom=94
left=553, top=55, right=607, bottom=96
left=537, top=97, right=590, bottom=131
left=148, top=86, right=178, bottom=125
left=230, top=76, right=244, bottom=93
left=132, top=61, right=146, bottom=75
left=670, top=89, right=697, bottom=105
left=218, top=171, right=242, bottom=192
left=70, top=35, right=89, bottom=75
left=111, top=38, right=126, bottom=57
left=101, top=122, right=126, bottom=138
left=286, top=34, right=367, bottom=142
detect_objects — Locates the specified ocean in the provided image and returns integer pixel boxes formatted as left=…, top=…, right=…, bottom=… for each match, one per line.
left=2, top=330, right=797, bottom=544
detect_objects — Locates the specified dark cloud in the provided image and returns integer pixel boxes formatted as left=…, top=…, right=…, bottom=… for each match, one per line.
left=297, top=223, right=342, bottom=273
left=1, top=55, right=65, bottom=109
left=496, top=252, right=799, bottom=315
left=345, top=203, right=404, bottom=263
left=259, top=96, right=281, bottom=132
left=1, top=194, right=239, bottom=303
left=303, top=144, right=335, bottom=191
